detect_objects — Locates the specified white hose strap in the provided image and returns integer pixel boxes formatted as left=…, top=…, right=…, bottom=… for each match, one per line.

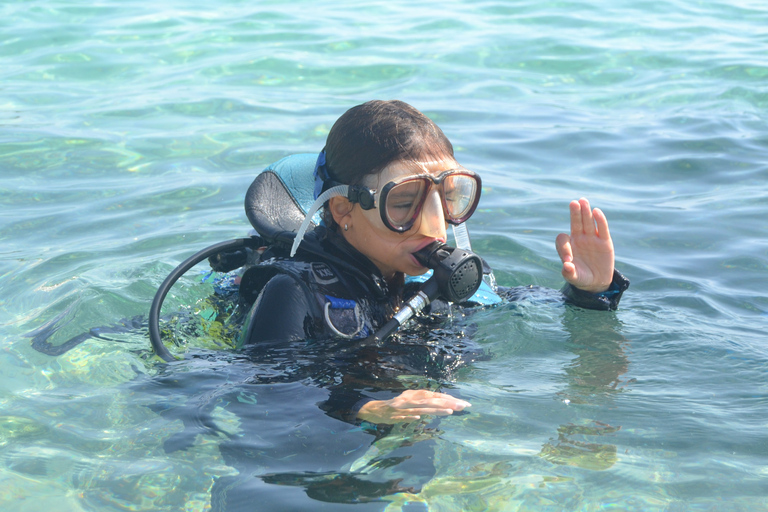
left=290, top=184, right=349, bottom=257
left=452, top=223, right=472, bottom=251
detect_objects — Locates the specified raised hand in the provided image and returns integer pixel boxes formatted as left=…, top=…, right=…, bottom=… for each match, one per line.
left=357, top=389, right=471, bottom=424
left=555, top=198, right=615, bottom=293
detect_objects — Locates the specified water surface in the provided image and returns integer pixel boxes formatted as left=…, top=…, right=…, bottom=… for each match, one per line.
left=2, top=0, right=767, bottom=510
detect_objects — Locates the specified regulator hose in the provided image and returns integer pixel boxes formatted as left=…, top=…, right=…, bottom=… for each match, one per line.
left=365, top=241, right=483, bottom=345
left=149, top=238, right=258, bottom=361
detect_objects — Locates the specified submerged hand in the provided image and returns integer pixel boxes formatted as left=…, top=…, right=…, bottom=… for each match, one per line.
left=357, top=389, right=471, bottom=425
left=555, top=198, right=615, bottom=293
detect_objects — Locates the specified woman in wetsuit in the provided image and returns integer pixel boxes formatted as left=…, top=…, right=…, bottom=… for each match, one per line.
left=239, top=99, right=628, bottom=425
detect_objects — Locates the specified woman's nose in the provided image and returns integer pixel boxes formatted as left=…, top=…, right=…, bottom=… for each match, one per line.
left=415, top=189, right=447, bottom=239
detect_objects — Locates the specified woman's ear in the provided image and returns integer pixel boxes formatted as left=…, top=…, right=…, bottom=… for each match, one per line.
left=328, top=196, right=354, bottom=225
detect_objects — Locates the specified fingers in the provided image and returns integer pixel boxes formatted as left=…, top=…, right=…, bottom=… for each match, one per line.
left=561, top=261, right=577, bottom=283
left=358, top=391, right=473, bottom=424
left=390, top=390, right=471, bottom=421
left=556, top=232, right=577, bottom=281
left=570, top=198, right=595, bottom=235
left=555, top=232, right=572, bottom=263
left=393, top=407, right=455, bottom=420
left=592, top=207, right=611, bottom=240
left=392, top=414, right=422, bottom=421
left=397, top=391, right=470, bottom=411
left=569, top=200, right=582, bottom=235
left=560, top=198, right=615, bottom=292
left=570, top=198, right=609, bottom=238
left=579, top=198, right=595, bottom=234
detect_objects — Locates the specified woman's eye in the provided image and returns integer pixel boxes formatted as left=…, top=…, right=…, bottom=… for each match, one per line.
left=389, top=192, right=418, bottom=207
left=392, top=200, right=416, bottom=210
left=444, top=187, right=460, bottom=206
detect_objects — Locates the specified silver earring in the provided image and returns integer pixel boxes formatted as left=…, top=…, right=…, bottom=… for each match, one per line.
left=344, top=224, right=349, bottom=231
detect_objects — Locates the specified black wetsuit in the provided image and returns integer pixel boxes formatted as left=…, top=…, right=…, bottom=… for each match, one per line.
left=236, top=225, right=629, bottom=423
left=238, top=226, right=401, bottom=346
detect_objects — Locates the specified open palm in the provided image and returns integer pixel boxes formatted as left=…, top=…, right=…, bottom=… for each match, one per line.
left=555, top=198, right=615, bottom=293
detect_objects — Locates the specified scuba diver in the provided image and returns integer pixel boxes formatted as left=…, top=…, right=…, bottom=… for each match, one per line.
left=242, top=100, right=626, bottom=425
left=32, top=99, right=628, bottom=425
left=146, top=99, right=628, bottom=426
left=29, top=100, right=629, bottom=509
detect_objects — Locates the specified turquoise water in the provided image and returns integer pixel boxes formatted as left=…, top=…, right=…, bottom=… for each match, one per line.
left=2, top=0, right=768, bottom=509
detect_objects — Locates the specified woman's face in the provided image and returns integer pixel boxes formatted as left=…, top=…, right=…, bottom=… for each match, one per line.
left=337, top=158, right=459, bottom=280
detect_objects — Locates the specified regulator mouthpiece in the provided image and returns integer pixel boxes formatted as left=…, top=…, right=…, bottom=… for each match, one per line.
left=365, top=241, right=483, bottom=345
left=414, top=241, right=483, bottom=304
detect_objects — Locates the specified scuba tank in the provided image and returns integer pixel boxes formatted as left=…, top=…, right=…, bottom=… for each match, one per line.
left=150, top=154, right=321, bottom=361
left=148, top=238, right=486, bottom=360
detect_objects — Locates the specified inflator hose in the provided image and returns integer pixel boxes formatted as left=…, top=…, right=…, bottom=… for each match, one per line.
left=149, top=238, right=256, bottom=362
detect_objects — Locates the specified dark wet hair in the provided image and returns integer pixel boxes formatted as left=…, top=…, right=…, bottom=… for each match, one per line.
left=322, top=100, right=455, bottom=227
left=325, top=100, right=454, bottom=184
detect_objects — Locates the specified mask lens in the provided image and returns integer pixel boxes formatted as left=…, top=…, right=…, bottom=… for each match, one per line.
left=384, top=178, right=428, bottom=229
left=379, top=170, right=481, bottom=232
left=442, top=173, right=478, bottom=222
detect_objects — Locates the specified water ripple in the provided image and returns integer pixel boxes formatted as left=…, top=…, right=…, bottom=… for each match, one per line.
left=2, top=0, right=768, bottom=509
